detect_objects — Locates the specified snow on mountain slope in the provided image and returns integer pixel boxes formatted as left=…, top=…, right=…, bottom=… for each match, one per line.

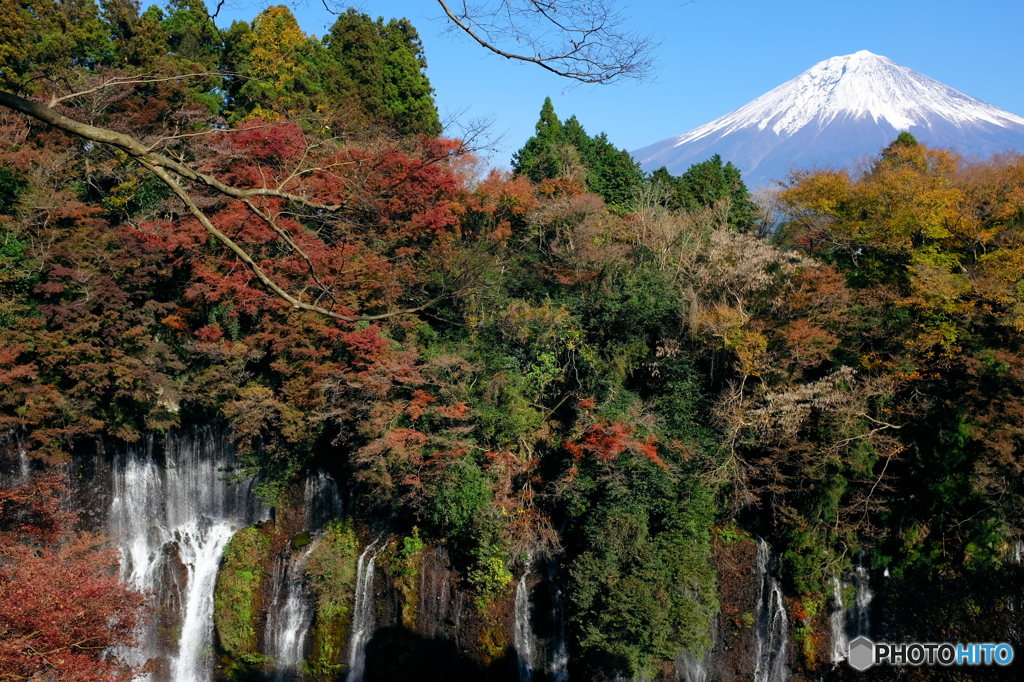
left=633, top=51, right=1024, bottom=188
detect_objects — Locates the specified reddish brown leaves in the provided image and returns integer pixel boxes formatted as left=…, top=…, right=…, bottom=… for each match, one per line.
left=565, top=400, right=669, bottom=473
left=0, top=473, right=147, bottom=682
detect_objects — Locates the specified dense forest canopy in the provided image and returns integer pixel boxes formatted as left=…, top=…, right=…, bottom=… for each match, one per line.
left=1, top=1, right=1024, bottom=679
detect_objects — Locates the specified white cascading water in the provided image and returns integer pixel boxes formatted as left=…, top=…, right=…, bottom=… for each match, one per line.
left=264, top=543, right=317, bottom=679
left=547, top=565, right=570, bottom=682
left=17, top=444, right=28, bottom=481
left=304, top=469, right=344, bottom=532
left=0, top=434, right=31, bottom=487
left=753, top=538, right=788, bottom=682
left=675, top=652, right=708, bottom=682
left=108, top=427, right=267, bottom=682
left=171, top=521, right=237, bottom=681
left=852, top=562, right=873, bottom=637
left=829, top=577, right=848, bottom=663
left=514, top=565, right=535, bottom=682
left=346, top=537, right=385, bottom=682
left=262, top=469, right=341, bottom=678
left=829, top=560, right=873, bottom=665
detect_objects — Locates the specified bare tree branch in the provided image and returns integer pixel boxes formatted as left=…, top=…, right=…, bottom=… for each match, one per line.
left=433, top=0, right=655, bottom=83
left=46, top=73, right=219, bottom=108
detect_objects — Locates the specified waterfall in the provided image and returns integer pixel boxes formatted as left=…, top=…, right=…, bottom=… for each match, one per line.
left=17, top=446, right=29, bottom=483
left=829, top=558, right=873, bottom=665
left=547, top=565, right=569, bottom=682
left=170, top=521, right=237, bottom=681
left=675, top=651, right=707, bottom=682
left=346, top=537, right=385, bottom=682
left=829, top=577, right=848, bottom=663
left=108, top=427, right=268, bottom=682
left=304, top=469, right=344, bottom=532
left=0, top=432, right=31, bottom=488
left=261, top=469, right=341, bottom=677
left=753, top=538, right=788, bottom=682
left=852, top=562, right=872, bottom=637
left=264, top=543, right=317, bottom=679
left=514, top=565, right=535, bottom=682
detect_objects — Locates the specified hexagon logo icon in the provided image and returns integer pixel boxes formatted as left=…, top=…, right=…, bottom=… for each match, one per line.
left=848, top=636, right=875, bottom=671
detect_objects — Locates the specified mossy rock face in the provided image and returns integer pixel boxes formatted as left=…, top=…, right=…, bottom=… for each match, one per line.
left=293, top=530, right=312, bottom=550
left=214, top=526, right=274, bottom=674
left=304, top=519, right=359, bottom=680
left=389, top=528, right=425, bottom=629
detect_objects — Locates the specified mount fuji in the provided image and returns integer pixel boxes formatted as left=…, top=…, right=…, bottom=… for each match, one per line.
left=632, top=51, right=1024, bottom=188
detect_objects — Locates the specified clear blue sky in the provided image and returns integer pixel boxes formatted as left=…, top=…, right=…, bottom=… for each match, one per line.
left=211, top=0, right=1024, bottom=168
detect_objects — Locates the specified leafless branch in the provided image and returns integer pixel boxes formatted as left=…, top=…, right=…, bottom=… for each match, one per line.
left=433, top=0, right=656, bottom=84
left=46, top=73, right=220, bottom=108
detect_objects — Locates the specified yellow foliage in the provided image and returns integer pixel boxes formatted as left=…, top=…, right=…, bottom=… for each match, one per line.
left=695, top=303, right=769, bottom=377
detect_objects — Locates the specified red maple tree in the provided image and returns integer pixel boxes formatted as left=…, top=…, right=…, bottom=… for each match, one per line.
left=0, top=471, right=147, bottom=682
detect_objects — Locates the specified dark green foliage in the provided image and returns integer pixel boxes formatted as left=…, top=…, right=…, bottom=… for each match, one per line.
left=586, top=132, right=645, bottom=209
left=219, top=18, right=255, bottom=116
left=325, top=10, right=441, bottom=135
left=425, top=458, right=491, bottom=542
left=0, top=217, right=38, bottom=325
left=512, top=97, right=567, bottom=182
left=159, top=0, right=223, bottom=111
left=379, top=18, right=441, bottom=136
left=0, top=167, right=26, bottom=215
left=0, top=0, right=112, bottom=91
left=653, top=154, right=757, bottom=230
left=100, top=0, right=162, bottom=67
left=325, top=9, right=385, bottom=119
left=566, top=457, right=719, bottom=676
left=161, top=0, right=221, bottom=69
left=513, top=99, right=644, bottom=209
left=893, top=131, right=919, bottom=147
left=389, top=528, right=425, bottom=627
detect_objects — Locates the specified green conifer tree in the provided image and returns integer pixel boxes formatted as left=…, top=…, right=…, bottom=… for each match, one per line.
left=670, top=154, right=756, bottom=231
left=159, top=0, right=222, bottom=112
left=326, top=9, right=385, bottom=124
left=379, top=18, right=441, bottom=136
left=876, top=131, right=927, bottom=171
left=325, top=10, right=440, bottom=136
left=161, top=0, right=221, bottom=69
left=512, top=97, right=566, bottom=182
left=514, top=99, right=643, bottom=208
left=587, top=132, right=644, bottom=209
left=0, top=0, right=111, bottom=91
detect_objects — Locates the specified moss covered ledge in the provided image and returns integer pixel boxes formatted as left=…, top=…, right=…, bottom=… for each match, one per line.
left=214, top=525, right=274, bottom=674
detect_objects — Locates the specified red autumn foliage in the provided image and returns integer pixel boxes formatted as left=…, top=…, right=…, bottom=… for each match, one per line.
left=564, top=403, right=669, bottom=473
left=0, top=471, right=147, bottom=682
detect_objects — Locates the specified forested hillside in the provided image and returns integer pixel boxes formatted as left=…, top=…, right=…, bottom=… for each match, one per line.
left=2, top=2, right=1024, bottom=680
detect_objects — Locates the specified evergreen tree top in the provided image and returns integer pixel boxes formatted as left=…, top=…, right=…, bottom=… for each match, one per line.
left=536, top=97, right=562, bottom=136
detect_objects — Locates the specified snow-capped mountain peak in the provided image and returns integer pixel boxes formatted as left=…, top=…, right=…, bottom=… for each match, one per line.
left=633, top=52, right=1024, bottom=188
